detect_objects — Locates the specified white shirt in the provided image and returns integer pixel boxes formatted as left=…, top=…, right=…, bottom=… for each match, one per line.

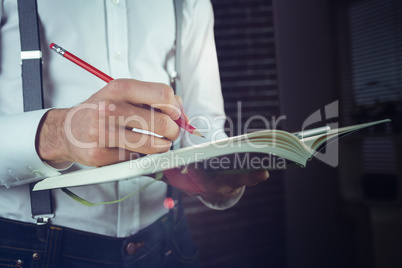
left=0, top=0, right=234, bottom=237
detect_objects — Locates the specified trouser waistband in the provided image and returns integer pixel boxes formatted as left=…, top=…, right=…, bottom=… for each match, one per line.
left=0, top=207, right=183, bottom=266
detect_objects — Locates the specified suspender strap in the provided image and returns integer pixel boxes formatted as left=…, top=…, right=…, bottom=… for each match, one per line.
left=17, top=0, right=54, bottom=223
left=18, top=0, right=44, bottom=111
left=167, top=0, right=184, bottom=214
left=173, top=0, right=183, bottom=100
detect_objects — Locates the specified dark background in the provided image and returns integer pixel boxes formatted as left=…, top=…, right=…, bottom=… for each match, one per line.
left=183, top=0, right=402, bottom=267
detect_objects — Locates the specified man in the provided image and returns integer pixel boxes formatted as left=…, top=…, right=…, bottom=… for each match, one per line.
left=0, top=0, right=268, bottom=266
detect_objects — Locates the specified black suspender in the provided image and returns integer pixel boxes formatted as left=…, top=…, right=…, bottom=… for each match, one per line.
left=168, top=0, right=184, bottom=217
left=173, top=0, right=183, bottom=100
left=18, top=0, right=44, bottom=112
left=17, top=0, right=54, bottom=225
left=18, top=1, right=183, bottom=221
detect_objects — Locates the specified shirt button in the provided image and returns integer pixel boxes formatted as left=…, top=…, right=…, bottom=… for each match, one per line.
left=112, top=0, right=120, bottom=5
left=115, top=51, right=123, bottom=61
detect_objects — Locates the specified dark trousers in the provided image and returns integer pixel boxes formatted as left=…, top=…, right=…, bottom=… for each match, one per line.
left=0, top=206, right=198, bottom=267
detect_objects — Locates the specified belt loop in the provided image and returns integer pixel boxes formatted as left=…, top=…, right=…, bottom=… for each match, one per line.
left=43, top=226, right=63, bottom=268
left=161, top=212, right=174, bottom=257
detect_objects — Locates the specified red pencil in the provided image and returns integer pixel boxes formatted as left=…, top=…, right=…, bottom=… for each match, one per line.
left=50, top=43, right=204, bottom=138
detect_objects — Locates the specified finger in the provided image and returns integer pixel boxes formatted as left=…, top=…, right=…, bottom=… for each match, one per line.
left=113, top=102, right=181, bottom=141
left=186, top=166, right=244, bottom=198
left=81, top=147, right=136, bottom=167
left=163, top=168, right=204, bottom=193
left=223, top=170, right=269, bottom=187
left=101, top=148, right=138, bottom=163
left=113, top=129, right=172, bottom=155
left=174, top=95, right=190, bottom=123
left=186, top=165, right=216, bottom=192
left=248, top=170, right=270, bottom=185
left=109, top=79, right=181, bottom=120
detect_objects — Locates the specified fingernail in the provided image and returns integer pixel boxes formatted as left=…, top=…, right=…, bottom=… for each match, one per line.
left=181, top=166, right=189, bottom=174
left=173, top=106, right=181, bottom=120
left=182, top=109, right=190, bottom=123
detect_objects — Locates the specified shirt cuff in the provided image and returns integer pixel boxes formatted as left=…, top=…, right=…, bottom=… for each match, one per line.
left=0, top=110, right=72, bottom=188
left=197, top=186, right=245, bottom=210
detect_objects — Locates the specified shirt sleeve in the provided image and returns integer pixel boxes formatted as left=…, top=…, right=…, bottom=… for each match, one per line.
left=179, top=0, right=245, bottom=209
left=180, top=0, right=228, bottom=148
left=0, top=110, right=71, bottom=188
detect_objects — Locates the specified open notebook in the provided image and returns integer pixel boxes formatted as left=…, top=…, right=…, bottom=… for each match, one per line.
left=33, top=119, right=390, bottom=191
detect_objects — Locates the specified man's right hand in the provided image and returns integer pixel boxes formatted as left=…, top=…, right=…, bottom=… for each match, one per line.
left=36, top=79, right=184, bottom=167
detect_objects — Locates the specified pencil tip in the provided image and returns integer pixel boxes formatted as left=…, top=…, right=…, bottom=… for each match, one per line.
left=192, top=129, right=205, bottom=138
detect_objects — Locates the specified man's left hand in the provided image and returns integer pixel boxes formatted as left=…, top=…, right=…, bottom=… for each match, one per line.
left=163, top=165, right=269, bottom=204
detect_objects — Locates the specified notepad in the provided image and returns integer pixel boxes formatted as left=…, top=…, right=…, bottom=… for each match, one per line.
left=33, top=119, right=390, bottom=191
